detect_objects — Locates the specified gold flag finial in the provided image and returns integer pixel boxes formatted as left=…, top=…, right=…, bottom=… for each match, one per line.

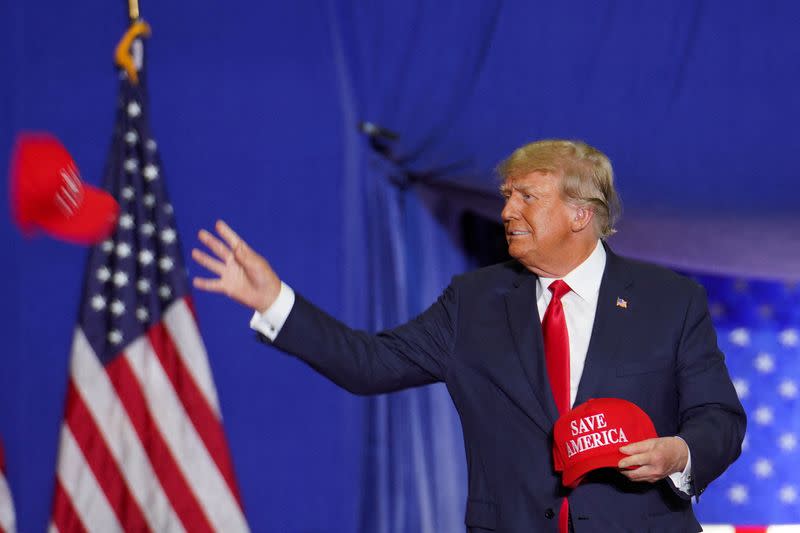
left=114, top=20, right=151, bottom=85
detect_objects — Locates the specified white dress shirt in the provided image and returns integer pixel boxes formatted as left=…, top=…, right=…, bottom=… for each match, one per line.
left=249, top=240, right=692, bottom=493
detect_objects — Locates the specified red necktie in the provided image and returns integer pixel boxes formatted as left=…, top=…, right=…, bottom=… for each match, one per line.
left=543, top=279, right=571, bottom=533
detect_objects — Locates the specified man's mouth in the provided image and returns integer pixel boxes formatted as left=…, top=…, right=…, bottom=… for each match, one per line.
left=507, top=230, right=531, bottom=236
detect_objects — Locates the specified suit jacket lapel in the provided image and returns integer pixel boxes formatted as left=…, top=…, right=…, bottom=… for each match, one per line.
left=575, top=246, right=633, bottom=405
left=504, top=269, right=560, bottom=431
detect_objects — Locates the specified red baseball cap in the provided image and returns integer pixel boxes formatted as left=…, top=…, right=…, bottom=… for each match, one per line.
left=10, top=132, right=119, bottom=244
left=553, top=398, right=658, bottom=488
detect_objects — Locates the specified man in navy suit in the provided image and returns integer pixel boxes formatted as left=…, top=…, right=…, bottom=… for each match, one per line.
left=192, top=140, right=745, bottom=532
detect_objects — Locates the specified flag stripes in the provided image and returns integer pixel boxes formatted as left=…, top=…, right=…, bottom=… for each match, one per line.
left=55, top=427, right=122, bottom=532
left=63, top=382, right=149, bottom=531
left=52, top=479, right=88, bottom=533
left=106, top=350, right=206, bottom=533
left=0, top=438, right=16, bottom=533
left=125, top=326, right=247, bottom=532
left=154, top=303, right=242, bottom=505
left=53, top=305, right=246, bottom=531
left=163, top=299, right=221, bottom=415
left=65, top=328, right=180, bottom=532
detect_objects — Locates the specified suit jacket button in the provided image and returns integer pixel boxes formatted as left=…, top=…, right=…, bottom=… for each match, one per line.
left=545, top=508, right=555, bottom=519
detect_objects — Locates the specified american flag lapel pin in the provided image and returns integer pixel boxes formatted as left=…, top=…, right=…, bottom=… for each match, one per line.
left=616, top=297, right=628, bottom=309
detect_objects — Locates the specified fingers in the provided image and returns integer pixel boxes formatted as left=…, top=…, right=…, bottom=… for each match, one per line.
left=191, top=248, right=226, bottom=276
left=619, top=438, right=655, bottom=456
left=198, top=229, right=233, bottom=262
left=618, top=452, right=649, bottom=470
left=216, top=220, right=243, bottom=250
left=193, top=276, right=225, bottom=293
left=619, top=464, right=659, bottom=483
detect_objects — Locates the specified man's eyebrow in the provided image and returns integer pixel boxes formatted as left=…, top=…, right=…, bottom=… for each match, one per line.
left=499, top=183, right=535, bottom=194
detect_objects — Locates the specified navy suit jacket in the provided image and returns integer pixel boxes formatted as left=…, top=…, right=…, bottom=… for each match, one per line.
left=268, top=246, right=746, bottom=532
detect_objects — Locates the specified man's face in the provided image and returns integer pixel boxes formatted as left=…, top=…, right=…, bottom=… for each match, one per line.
left=500, top=171, right=577, bottom=276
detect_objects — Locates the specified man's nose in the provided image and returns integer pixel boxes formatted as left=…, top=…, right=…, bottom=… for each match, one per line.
left=501, top=197, right=517, bottom=221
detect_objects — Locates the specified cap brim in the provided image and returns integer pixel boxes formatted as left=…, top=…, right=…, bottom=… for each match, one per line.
left=34, top=185, right=119, bottom=244
left=562, top=450, right=625, bottom=488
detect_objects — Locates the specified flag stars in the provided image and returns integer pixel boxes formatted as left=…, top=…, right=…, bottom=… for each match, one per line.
left=780, top=328, right=799, bottom=347
left=112, top=271, right=129, bottom=288
left=779, top=379, right=798, bottom=399
left=728, top=484, right=748, bottom=504
left=90, top=295, right=106, bottom=311
left=97, top=266, right=111, bottom=282
left=159, top=257, right=174, bottom=272
left=140, top=222, right=155, bottom=237
left=124, top=130, right=139, bottom=145
left=123, top=158, right=139, bottom=173
left=143, top=164, right=159, bottom=181
left=110, top=299, right=125, bottom=316
left=127, top=101, right=141, bottom=118
left=108, top=329, right=123, bottom=345
left=118, top=214, right=134, bottom=230
left=137, top=279, right=151, bottom=294
left=116, top=242, right=132, bottom=259
left=121, top=186, right=135, bottom=200
left=143, top=193, right=156, bottom=207
left=753, top=352, right=775, bottom=374
left=145, top=139, right=157, bottom=152
left=754, top=405, right=774, bottom=425
left=136, top=307, right=149, bottom=323
left=101, top=240, right=114, bottom=253
left=753, top=458, right=774, bottom=478
left=729, top=328, right=750, bottom=347
left=780, top=485, right=798, bottom=504
left=779, top=432, right=797, bottom=452
left=164, top=204, right=173, bottom=215
left=161, top=228, right=176, bottom=245
left=159, top=285, right=172, bottom=300
left=138, top=249, right=154, bottom=266
left=733, top=378, right=749, bottom=399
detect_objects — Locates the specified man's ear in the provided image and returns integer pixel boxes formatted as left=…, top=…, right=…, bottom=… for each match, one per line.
left=572, top=206, right=594, bottom=232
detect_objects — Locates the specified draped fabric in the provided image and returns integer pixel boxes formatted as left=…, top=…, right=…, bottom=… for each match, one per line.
left=327, top=2, right=502, bottom=530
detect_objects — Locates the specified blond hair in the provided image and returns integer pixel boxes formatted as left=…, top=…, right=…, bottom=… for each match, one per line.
left=496, top=139, right=621, bottom=238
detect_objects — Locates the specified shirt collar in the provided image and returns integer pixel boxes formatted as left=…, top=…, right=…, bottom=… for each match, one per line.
left=538, top=240, right=606, bottom=305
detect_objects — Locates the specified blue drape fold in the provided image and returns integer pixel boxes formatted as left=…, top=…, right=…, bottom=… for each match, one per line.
left=327, top=2, right=502, bottom=531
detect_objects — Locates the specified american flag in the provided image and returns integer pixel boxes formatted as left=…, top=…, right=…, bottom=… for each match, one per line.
left=0, top=438, right=16, bottom=533
left=691, top=274, right=800, bottom=532
left=49, top=39, right=249, bottom=532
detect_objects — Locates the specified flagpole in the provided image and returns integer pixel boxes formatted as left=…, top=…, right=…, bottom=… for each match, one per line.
left=128, top=0, right=139, bottom=21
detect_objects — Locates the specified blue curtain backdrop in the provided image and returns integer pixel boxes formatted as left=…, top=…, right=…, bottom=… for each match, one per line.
left=327, top=2, right=501, bottom=529
left=2, top=1, right=800, bottom=531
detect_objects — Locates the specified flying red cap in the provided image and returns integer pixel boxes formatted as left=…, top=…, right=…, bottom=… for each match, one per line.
left=10, top=132, right=119, bottom=244
left=553, top=398, right=658, bottom=488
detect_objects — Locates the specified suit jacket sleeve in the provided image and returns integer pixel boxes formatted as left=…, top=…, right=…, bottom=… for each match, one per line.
left=676, top=282, right=746, bottom=497
left=263, top=282, right=459, bottom=395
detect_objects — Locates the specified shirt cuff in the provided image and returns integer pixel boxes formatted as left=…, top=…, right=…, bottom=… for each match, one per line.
left=668, top=435, right=693, bottom=494
left=249, top=281, right=295, bottom=341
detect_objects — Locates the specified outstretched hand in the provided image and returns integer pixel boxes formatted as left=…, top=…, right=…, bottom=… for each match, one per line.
left=191, top=220, right=281, bottom=313
left=617, top=437, right=689, bottom=483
